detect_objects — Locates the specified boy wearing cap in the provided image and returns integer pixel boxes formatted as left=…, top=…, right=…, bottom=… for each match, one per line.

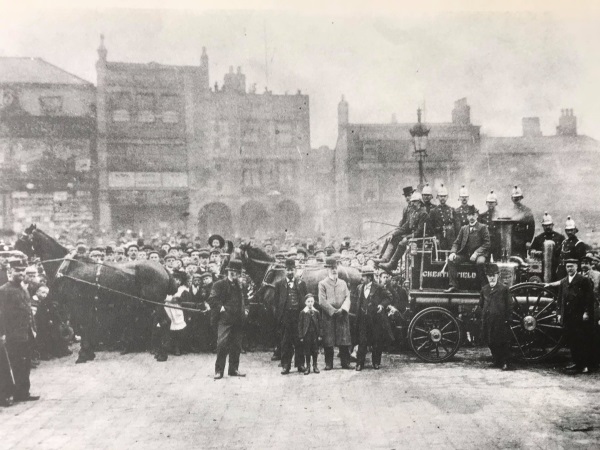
left=479, top=264, right=513, bottom=371
left=0, top=259, right=40, bottom=406
left=298, top=294, right=321, bottom=375
left=274, top=259, right=308, bottom=375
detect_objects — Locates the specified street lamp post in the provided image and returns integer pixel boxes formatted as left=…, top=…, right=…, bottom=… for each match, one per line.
left=409, top=108, right=430, bottom=188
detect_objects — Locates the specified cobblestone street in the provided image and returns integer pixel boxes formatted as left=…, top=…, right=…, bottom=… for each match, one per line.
left=1, top=347, right=599, bottom=449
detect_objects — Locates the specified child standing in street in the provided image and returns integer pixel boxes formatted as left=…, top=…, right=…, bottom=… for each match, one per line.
left=298, top=294, right=321, bottom=375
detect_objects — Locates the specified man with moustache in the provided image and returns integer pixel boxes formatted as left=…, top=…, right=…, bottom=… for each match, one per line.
left=0, top=259, right=40, bottom=407
left=547, top=259, right=595, bottom=374
left=478, top=190, right=502, bottom=262
left=510, top=186, right=535, bottom=259
left=274, top=259, right=308, bottom=374
left=319, top=258, right=352, bottom=370
left=454, top=185, right=474, bottom=233
left=445, top=205, right=490, bottom=293
left=530, top=212, right=565, bottom=280
left=430, top=184, right=456, bottom=250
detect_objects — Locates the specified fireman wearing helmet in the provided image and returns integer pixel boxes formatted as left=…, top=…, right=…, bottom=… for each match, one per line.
left=510, top=185, right=535, bottom=259
left=379, top=192, right=429, bottom=272
left=454, top=185, right=474, bottom=234
left=420, top=183, right=436, bottom=214
left=530, top=212, right=565, bottom=280
left=556, top=216, right=587, bottom=280
left=378, top=186, right=414, bottom=265
left=479, top=190, right=501, bottom=261
left=430, top=183, right=456, bottom=250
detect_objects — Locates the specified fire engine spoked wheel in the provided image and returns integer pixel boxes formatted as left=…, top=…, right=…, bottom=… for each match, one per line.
left=509, top=282, right=564, bottom=362
left=408, top=306, right=461, bottom=363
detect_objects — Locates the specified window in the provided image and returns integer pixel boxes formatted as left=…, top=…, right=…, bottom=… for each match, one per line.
left=160, top=94, right=179, bottom=123
left=363, top=143, right=378, bottom=162
left=242, top=162, right=262, bottom=188
left=110, top=92, right=132, bottom=122
left=278, top=162, right=294, bottom=187
left=39, top=96, right=63, bottom=115
left=275, top=122, right=293, bottom=146
left=137, top=93, right=155, bottom=123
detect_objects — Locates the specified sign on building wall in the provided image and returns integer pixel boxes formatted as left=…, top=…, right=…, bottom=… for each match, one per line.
left=108, top=172, right=188, bottom=188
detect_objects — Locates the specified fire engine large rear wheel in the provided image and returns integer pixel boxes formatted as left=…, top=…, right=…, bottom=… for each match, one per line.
left=509, top=282, right=564, bottom=362
left=408, top=307, right=461, bottom=363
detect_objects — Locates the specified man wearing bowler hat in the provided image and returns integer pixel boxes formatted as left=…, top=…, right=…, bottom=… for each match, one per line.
left=547, top=258, right=595, bottom=373
left=354, top=267, right=393, bottom=371
left=0, top=258, right=40, bottom=406
left=479, top=263, right=513, bottom=371
left=445, top=205, right=490, bottom=293
left=319, top=257, right=353, bottom=370
left=210, top=259, right=248, bottom=379
left=274, top=258, right=308, bottom=374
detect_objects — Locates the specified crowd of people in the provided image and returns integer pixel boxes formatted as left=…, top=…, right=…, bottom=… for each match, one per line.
left=1, top=181, right=600, bottom=406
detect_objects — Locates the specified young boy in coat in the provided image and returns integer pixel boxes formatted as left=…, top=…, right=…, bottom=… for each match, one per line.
left=298, top=294, right=321, bottom=375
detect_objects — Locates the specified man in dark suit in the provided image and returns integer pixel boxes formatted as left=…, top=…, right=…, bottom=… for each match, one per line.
left=274, top=259, right=308, bottom=375
left=0, top=259, right=40, bottom=406
left=354, top=267, right=393, bottom=371
left=445, top=205, right=490, bottom=293
left=547, top=258, right=595, bottom=373
left=210, top=259, right=248, bottom=379
left=479, top=263, right=513, bottom=370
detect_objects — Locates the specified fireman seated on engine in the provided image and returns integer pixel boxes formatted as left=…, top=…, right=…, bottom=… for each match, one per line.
left=444, top=205, right=490, bottom=293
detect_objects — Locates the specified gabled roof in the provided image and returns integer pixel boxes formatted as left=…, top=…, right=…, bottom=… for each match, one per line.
left=0, top=57, right=92, bottom=86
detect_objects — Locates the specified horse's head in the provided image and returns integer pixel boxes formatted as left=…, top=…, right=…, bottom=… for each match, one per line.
left=24, top=224, right=37, bottom=235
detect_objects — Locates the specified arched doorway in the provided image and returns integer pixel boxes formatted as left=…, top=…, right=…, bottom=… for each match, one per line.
left=198, top=202, right=233, bottom=238
left=273, top=199, right=301, bottom=233
left=239, top=201, right=270, bottom=237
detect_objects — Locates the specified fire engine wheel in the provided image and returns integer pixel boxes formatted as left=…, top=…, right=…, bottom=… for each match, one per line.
left=509, top=283, right=564, bottom=362
left=408, top=307, right=461, bottom=363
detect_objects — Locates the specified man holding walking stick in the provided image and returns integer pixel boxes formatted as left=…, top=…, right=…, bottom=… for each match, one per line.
left=0, top=258, right=40, bottom=407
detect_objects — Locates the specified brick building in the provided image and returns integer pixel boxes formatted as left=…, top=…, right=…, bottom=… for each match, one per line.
left=0, top=57, right=96, bottom=236
left=96, top=37, right=311, bottom=239
left=477, top=109, right=600, bottom=244
left=333, top=97, right=481, bottom=238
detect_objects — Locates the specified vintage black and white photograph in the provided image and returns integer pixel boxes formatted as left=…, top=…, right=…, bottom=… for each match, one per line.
left=1, top=1, right=599, bottom=448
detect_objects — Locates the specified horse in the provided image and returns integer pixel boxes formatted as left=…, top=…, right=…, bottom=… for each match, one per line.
left=15, top=224, right=178, bottom=363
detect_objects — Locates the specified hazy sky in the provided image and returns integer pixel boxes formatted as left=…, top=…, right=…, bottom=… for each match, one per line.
left=1, top=5, right=599, bottom=147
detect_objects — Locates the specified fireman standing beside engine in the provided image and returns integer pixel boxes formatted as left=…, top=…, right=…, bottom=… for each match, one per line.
left=530, top=212, right=565, bottom=281
left=478, top=190, right=501, bottom=262
left=510, top=186, right=535, bottom=259
left=557, top=216, right=587, bottom=280
left=430, top=184, right=456, bottom=251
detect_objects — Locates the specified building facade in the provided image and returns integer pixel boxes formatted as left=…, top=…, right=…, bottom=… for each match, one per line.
left=333, top=97, right=481, bottom=239
left=96, top=38, right=311, bottom=240
left=0, top=57, right=96, bottom=237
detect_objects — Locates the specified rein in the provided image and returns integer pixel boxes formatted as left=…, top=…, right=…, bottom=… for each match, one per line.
left=36, top=257, right=207, bottom=314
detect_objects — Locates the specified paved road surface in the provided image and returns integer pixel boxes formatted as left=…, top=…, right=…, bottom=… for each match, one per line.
left=1, top=347, right=599, bottom=449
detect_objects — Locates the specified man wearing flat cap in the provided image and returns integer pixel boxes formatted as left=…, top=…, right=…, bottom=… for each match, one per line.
left=0, top=259, right=40, bottom=406
left=445, top=205, right=490, bottom=293
left=547, top=258, right=595, bottom=373
left=319, top=258, right=353, bottom=370
left=354, top=267, right=393, bottom=371
left=478, top=263, right=513, bottom=370
left=210, top=259, right=248, bottom=379
left=274, top=258, right=308, bottom=374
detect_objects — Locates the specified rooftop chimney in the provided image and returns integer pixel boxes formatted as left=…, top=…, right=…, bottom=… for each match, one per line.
left=522, top=117, right=542, bottom=137
left=452, top=98, right=470, bottom=125
left=556, top=108, right=577, bottom=136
